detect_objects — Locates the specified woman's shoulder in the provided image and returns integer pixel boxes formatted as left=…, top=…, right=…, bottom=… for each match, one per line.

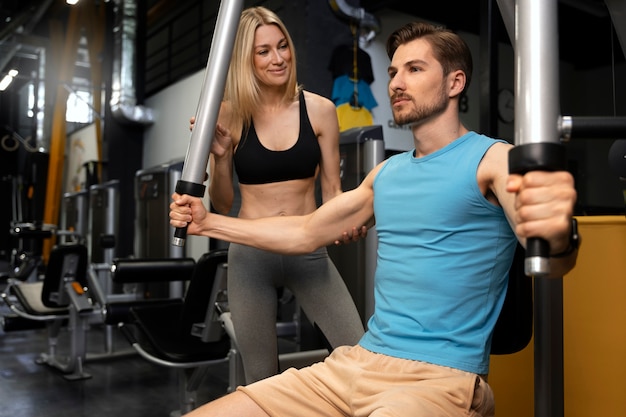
left=302, top=90, right=335, bottom=112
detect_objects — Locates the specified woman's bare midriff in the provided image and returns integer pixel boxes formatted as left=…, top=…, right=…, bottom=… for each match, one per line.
left=237, top=178, right=319, bottom=219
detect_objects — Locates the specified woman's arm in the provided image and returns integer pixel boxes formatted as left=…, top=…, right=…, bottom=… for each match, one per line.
left=206, top=103, right=236, bottom=214
left=306, top=91, right=343, bottom=203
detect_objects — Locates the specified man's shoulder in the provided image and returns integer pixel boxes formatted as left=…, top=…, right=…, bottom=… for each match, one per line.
left=467, top=131, right=512, bottom=145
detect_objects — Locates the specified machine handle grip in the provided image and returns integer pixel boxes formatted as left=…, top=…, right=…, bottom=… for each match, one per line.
left=171, top=180, right=206, bottom=247
left=508, top=142, right=567, bottom=277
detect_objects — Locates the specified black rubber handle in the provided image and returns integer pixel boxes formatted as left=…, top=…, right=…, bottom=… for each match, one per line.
left=172, top=180, right=206, bottom=247
left=562, top=116, right=626, bottom=139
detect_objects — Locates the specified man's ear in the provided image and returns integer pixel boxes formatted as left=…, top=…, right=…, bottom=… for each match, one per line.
left=448, top=70, right=466, bottom=98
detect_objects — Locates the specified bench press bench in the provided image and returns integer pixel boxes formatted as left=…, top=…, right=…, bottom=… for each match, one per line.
left=1, top=243, right=96, bottom=380
left=100, top=256, right=197, bottom=326
left=116, top=249, right=239, bottom=416
left=0, top=244, right=201, bottom=381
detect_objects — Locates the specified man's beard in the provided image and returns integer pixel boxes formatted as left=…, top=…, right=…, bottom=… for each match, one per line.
left=391, top=86, right=449, bottom=126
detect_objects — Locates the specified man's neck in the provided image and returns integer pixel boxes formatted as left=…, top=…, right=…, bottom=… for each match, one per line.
left=412, top=115, right=468, bottom=158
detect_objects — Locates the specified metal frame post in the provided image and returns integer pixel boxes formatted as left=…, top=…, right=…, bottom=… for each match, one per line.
left=510, top=1, right=565, bottom=416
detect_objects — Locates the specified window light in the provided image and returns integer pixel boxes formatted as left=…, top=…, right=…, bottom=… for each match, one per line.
left=0, top=69, right=18, bottom=91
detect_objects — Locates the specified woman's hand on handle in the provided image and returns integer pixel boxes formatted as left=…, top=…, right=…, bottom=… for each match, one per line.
left=170, top=193, right=209, bottom=236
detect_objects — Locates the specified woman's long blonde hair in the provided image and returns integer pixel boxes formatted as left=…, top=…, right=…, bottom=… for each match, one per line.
left=224, top=6, right=301, bottom=131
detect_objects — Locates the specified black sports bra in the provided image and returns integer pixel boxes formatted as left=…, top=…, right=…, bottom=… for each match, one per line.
left=233, top=93, right=321, bottom=185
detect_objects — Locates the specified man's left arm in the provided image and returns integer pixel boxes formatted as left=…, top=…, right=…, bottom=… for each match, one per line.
left=487, top=143, right=579, bottom=278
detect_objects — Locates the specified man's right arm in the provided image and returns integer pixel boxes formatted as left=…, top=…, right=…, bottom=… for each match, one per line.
left=170, top=164, right=381, bottom=255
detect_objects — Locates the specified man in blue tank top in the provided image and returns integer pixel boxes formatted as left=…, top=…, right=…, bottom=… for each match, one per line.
left=171, top=21, right=579, bottom=417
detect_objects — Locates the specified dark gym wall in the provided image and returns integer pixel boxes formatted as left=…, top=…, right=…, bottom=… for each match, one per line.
left=280, top=1, right=355, bottom=99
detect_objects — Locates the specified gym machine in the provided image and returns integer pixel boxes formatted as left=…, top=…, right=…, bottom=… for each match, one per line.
left=327, top=125, right=384, bottom=324
left=496, top=1, right=626, bottom=416
left=135, top=159, right=186, bottom=298
left=60, top=189, right=89, bottom=245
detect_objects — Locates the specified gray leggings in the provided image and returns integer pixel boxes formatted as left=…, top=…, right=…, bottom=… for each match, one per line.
left=227, top=243, right=365, bottom=384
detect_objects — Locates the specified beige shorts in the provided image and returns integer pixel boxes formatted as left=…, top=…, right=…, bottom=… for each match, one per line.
left=238, top=345, right=494, bottom=417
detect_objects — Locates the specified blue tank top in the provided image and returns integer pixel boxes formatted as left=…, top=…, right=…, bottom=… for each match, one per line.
left=358, top=132, right=517, bottom=375
left=233, top=92, right=321, bottom=185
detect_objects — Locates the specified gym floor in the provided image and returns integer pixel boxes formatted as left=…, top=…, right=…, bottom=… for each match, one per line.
left=0, top=272, right=313, bottom=417
left=0, top=292, right=230, bottom=417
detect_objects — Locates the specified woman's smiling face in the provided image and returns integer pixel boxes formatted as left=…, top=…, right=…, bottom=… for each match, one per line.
left=252, top=24, right=292, bottom=88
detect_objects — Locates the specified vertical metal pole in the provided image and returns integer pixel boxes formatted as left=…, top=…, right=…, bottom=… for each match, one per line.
left=511, top=1, right=565, bottom=416
left=362, top=137, right=384, bottom=321
left=479, top=0, right=499, bottom=136
left=172, top=0, right=244, bottom=246
left=515, top=0, right=560, bottom=150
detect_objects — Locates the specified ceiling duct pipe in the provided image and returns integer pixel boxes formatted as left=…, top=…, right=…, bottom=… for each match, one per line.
left=110, top=0, right=154, bottom=125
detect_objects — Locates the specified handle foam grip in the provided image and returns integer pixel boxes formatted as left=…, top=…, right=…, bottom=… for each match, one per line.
left=172, top=180, right=206, bottom=247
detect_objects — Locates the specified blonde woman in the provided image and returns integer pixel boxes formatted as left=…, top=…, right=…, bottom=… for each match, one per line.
left=196, top=6, right=364, bottom=384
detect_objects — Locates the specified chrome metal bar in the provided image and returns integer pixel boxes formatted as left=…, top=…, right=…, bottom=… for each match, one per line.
left=172, top=0, right=244, bottom=246
left=511, top=0, right=565, bottom=277
left=515, top=0, right=561, bottom=147
left=514, top=2, right=564, bottom=417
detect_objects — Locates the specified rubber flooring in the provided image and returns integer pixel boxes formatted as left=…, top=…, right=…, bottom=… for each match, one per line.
left=0, top=294, right=230, bottom=417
